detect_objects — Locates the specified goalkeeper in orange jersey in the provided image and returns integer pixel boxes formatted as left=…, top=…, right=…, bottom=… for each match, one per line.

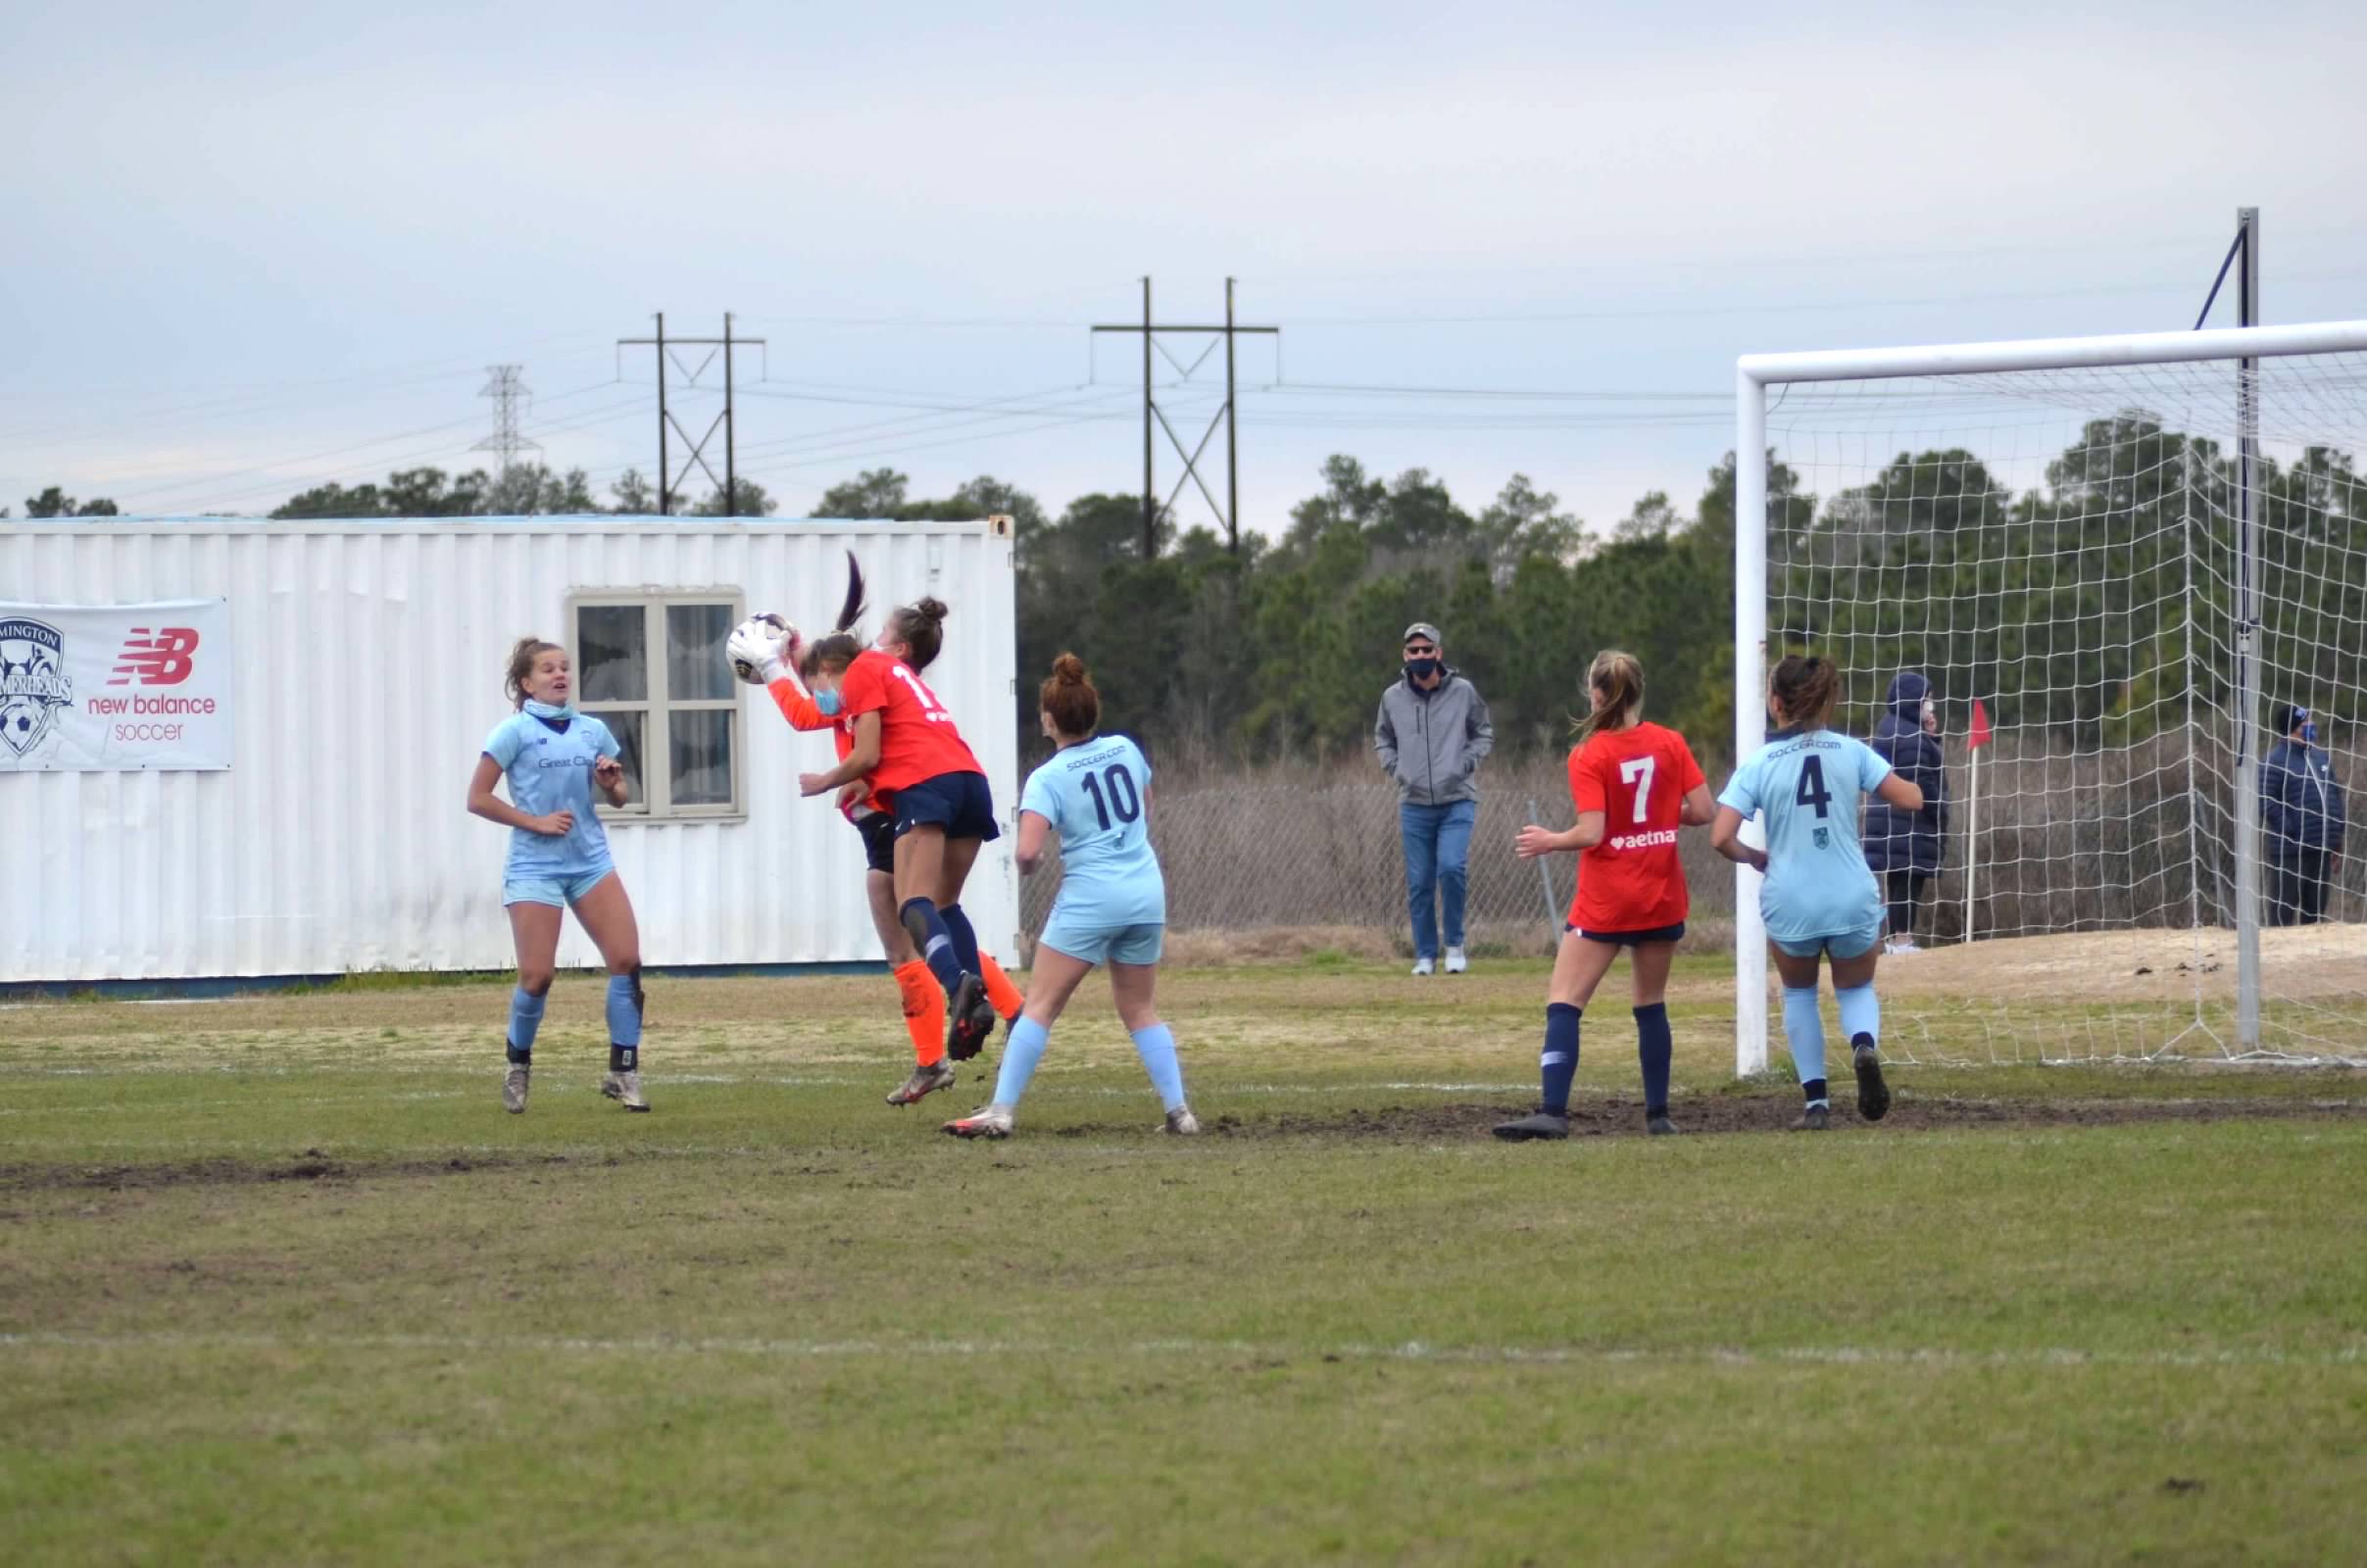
left=735, top=556, right=1022, bottom=1104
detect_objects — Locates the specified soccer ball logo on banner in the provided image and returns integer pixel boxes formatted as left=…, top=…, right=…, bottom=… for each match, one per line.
left=0, top=617, right=74, bottom=759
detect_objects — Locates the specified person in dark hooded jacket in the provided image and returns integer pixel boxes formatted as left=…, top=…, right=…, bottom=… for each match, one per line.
left=1861, top=671, right=1949, bottom=952
left=2261, top=704, right=2345, bottom=926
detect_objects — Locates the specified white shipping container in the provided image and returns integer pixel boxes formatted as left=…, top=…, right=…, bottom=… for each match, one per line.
left=0, top=515, right=1020, bottom=985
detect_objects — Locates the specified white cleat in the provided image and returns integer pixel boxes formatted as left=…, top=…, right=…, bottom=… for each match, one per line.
left=1410, top=956, right=1435, bottom=977
left=943, top=1102, right=1014, bottom=1140
left=1444, top=947, right=1468, bottom=974
left=1162, top=1105, right=1201, bottom=1136
left=602, top=1070, right=650, bottom=1112
left=503, top=1062, right=529, bottom=1114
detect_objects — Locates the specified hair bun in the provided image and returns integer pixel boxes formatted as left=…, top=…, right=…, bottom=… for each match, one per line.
left=912, top=596, right=949, bottom=626
left=1050, top=652, right=1088, bottom=685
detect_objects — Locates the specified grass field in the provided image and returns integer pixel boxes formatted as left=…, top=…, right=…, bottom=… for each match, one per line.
left=4, top=957, right=2363, bottom=1566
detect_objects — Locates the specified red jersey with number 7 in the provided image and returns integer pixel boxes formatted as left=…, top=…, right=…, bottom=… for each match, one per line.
left=1566, top=721, right=1704, bottom=933
left=836, top=648, right=984, bottom=793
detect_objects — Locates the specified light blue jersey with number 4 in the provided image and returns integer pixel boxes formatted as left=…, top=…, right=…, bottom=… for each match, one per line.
left=1019, top=734, right=1165, bottom=929
left=1718, top=727, right=1894, bottom=944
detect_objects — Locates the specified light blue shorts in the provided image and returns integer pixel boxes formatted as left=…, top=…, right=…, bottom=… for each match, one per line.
left=1038, top=917, right=1164, bottom=967
left=503, top=866, right=616, bottom=908
left=1771, top=919, right=1883, bottom=961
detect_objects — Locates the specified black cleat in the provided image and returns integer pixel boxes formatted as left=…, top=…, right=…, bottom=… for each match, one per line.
left=1492, top=1109, right=1570, bottom=1142
left=946, top=972, right=998, bottom=1061
left=1791, top=1103, right=1830, bottom=1132
left=1851, top=1035, right=1892, bottom=1122
left=1646, top=1114, right=1678, bottom=1136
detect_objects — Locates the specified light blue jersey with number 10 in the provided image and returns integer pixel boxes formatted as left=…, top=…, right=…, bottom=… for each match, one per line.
left=1717, top=727, right=1894, bottom=945
left=1018, top=734, right=1165, bottom=930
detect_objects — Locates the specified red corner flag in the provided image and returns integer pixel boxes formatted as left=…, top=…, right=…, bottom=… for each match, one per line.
left=1968, top=698, right=1995, bottom=750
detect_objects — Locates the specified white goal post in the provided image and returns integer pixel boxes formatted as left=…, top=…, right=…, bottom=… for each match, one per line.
left=1734, top=319, right=2367, bottom=1074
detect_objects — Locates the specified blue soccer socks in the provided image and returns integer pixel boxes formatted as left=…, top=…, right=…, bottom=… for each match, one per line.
left=1782, top=986, right=1828, bottom=1105
left=1835, top=983, right=1880, bottom=1051
left=1540, top=1004, right=1582, bottom=1114
left=506, top=986, right=546, bottom=1062
left=900, top=898, right=963, bottom=994
left=1633, top=1002, right=1673, bottom=1118
left=606, top=971, right=644, bottom=1049
left=1130, top=1023, right=1187, bottom=1112
left=993, top=1016, right=1051, bottom=1105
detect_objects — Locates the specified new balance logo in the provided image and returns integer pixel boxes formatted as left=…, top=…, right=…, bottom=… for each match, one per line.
left=107, top=627, right=201, bottom=687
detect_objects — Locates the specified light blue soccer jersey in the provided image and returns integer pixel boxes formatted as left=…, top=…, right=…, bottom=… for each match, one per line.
left=1018, top=734, right=1165, bottom=929
left=483, top=710, right=619, bottom=879
left=1717, top=727, right=1894, bottom=944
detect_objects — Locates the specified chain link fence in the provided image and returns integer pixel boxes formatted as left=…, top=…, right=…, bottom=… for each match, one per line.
left=1013, top=740, right=2362, bottom=965
left=1016, top=756, right=1739, bottom=963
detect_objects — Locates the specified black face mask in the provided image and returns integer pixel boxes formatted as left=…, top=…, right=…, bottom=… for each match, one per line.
left=1406, top=657, right=1441, bottom=680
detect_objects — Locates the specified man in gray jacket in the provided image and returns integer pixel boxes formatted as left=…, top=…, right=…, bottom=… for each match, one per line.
left=1375, top=621, right=1494, bottom=974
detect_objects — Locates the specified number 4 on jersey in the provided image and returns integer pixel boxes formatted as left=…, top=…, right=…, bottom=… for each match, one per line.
left=1795, top=755, right=1832, bottom=817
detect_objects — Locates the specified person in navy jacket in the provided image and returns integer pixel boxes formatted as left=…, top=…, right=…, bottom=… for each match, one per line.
left=2262, top=704, right=2346, bottom=927
left=1861, top=671, right=1949, bottom=953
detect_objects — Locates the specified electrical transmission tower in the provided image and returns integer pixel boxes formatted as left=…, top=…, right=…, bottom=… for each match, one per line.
left=471, top=365, right=541, bottom=475
left=1092, top=277, right=1278, bottom=558
left=615, top=313, right=767, bottom=515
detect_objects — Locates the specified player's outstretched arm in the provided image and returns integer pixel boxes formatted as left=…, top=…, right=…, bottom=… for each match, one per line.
left=1873, top=770, right=1925, bottom=815
left=1709, top=805, right=1766, bottom=872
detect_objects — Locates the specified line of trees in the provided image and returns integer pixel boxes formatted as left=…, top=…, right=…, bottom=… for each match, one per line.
left=19, top=412, right=2359, bottom=763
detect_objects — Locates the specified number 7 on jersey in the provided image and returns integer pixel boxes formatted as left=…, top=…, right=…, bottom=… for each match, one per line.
left=1618, top=755, right=1656, bottom=823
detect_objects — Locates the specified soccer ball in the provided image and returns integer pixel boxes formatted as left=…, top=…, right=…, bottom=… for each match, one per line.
left=725, top=612, right=796, bottom=685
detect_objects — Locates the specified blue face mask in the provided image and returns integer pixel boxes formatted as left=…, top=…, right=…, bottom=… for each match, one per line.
left=2302, top=721, right=2318, bottom=744
left=522, top=698, right=575, bottom=720
left=814, top=689, right=844, bottom=716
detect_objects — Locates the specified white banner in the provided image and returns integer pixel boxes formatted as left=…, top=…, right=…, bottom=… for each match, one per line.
left=0, top=600, right=233, bottom=771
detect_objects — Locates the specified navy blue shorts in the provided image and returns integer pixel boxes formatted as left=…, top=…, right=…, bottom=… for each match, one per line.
left=853, top=808, right=897, bottom=875
left=1569, top=920, right=1687, bottom=947
left=893, top=769, right=1000, bottom=843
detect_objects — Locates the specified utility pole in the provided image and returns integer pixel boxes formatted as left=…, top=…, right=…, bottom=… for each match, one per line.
left=616, top=313, right=767, bottom=514
left=1091, top=277, right=1278, bottom=558
left=471, top=365, right=540, bottom=478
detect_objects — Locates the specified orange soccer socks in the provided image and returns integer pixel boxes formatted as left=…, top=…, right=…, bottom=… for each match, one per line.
left=977, top=954, right=1024, bottom=1024
left=893, top=960, right=947, bottom=1065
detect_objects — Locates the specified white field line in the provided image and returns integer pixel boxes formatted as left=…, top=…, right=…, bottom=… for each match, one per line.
left=0, top=1329, right=2356, bottom=1370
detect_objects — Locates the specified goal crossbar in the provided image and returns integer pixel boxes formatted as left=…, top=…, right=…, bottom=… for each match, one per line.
left=1732, top=318, right=2367, bottom=1075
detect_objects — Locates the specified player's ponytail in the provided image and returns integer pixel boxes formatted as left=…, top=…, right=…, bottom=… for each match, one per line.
left=1571, top=649, right=1646, bottom=745
left=832, top=551, right=866, bottom=635
left=887, top=596, right=950, bottom=671
left=1770, top=653, right=1841, bottom=730
left=1039, top=652, right=1100, bottom=739
left=504, top=636, right=563, bottom=709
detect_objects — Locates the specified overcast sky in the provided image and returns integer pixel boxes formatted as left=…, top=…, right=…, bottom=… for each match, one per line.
left=6, top=0, right=2363, bottom=536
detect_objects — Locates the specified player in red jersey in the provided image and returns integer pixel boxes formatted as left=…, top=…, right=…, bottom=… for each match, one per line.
left=798, top=594, right=1006, bottom=1073
left=1496, top=650, right=1714, bottom=1141
left=747, top=559, right=1023, bottom=1105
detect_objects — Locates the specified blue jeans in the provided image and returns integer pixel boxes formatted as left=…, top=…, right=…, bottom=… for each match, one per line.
left=1400, top=799, right=1475, bottom=958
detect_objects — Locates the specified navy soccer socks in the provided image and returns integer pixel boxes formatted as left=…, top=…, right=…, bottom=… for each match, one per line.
left=1539, top=1004, right=1582, bottom=1114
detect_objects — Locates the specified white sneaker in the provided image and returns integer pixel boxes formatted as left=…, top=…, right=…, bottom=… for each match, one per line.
left=1887, top=939, right=1921, bottom=957
left=1162, top=1105, right=1201, bottom=1136
left=503, top=1062, right=529, bottom=1114
left=1411, top=956, right=1435, bottom=977
left=1444, top=947, right=1467, bottom=974
left=943, top=1102, right=1014, bottom=1139
left=601, top=1070, right=650, bottom=1112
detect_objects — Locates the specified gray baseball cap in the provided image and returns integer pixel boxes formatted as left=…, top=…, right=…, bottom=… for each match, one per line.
left=1403, top=621, right=1442, bottom=648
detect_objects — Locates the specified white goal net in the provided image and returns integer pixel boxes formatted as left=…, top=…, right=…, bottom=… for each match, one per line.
left=1736, top=322, right=2367, bottom=1068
